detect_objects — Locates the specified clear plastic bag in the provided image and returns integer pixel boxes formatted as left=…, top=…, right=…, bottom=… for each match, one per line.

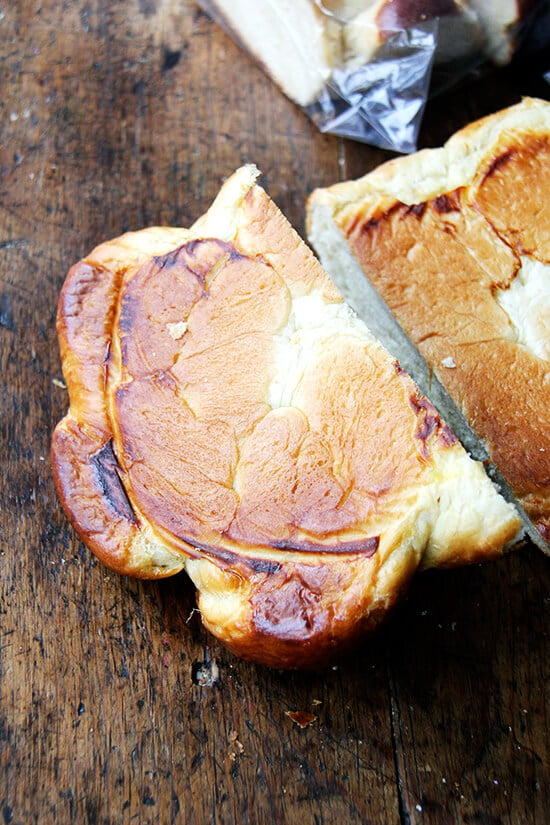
left=197, top=0, right=550, bottom=153
left=310, top=21, right=437, bottom=152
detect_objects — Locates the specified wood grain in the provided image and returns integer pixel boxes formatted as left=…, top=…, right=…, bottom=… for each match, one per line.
left=1, top=2, right=548, bottom=823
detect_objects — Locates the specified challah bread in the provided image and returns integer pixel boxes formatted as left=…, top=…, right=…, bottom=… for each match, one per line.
left=52, top=165, right=520, bottom=669
left=307, top=97, right=550, bottom=549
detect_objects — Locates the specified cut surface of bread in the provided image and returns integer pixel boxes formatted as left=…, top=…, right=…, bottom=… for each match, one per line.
left=200, top=0, right=341, bottom=107
left=307, top=97, right=550, bottom=549
left=52, top=165, right=520, bottom=669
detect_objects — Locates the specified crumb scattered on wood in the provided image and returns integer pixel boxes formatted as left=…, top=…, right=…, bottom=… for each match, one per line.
left=166, top=321, right=188, bottom=340
left=228, top=730, right=244, bottom=761
left=285, top=710, right=317, bottom=729
left=192, top=658, right=219, bottom=687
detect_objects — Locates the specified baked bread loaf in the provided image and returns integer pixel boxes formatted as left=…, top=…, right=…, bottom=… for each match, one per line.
left=307, top=97, right=550, bottom=549
left=52, top=165, right=521, bottom=669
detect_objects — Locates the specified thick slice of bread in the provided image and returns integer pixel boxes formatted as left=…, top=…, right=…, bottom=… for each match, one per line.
left=52, top=165, right=520, bottom=669
left=200, top=0, right=342, bottom=107
left=307, top=97, right=550, bottom=551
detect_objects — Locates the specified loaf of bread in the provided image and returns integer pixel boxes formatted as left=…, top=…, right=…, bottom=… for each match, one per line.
left=307, top=97, right=550, bottom=550
left=52, top=165, right=521, bottom=668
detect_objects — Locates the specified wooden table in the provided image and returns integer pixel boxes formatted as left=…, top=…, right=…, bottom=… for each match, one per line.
left=1, top=3, right=549, bottom=822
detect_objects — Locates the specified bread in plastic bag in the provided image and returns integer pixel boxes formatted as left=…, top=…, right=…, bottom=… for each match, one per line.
left=196, top=0, right=550, bottom=153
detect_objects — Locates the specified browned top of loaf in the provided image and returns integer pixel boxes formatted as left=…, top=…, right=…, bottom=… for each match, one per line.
left=52, top=167, right=520, bottom=667
left=54, top=225, right=457, bottom=568
left=338, top=130, right=550, bottom=538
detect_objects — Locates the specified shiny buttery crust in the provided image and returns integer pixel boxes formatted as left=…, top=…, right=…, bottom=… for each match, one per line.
left=307, top=97, right=550, bottom=545
left=52, top=165, right=520, bottom=668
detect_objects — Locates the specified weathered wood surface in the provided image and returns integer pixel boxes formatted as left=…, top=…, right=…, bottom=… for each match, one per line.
left=1, top=2, right=549, bottom=823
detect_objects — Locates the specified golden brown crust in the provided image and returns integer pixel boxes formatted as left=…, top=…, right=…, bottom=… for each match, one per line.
left=308, top=99, right=550, bottom=541
left=53, top=166, right=521, bottom=667
left=192, top=552, right=409, bottom=670
left=472, top=134, right=550, bottom=261
left=339, top=189, right=550, bottom=527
